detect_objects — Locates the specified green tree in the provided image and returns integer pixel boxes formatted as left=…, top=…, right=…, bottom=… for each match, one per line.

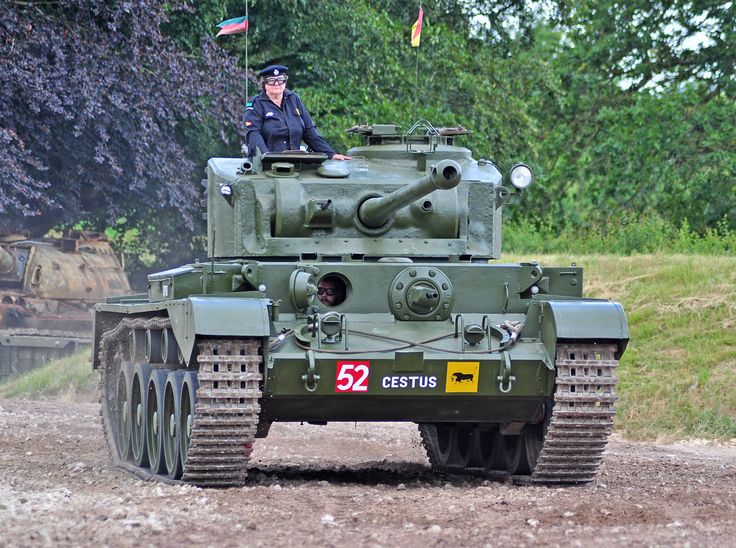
left=553, top=0, right=735, bottom=96
left=520, top=1, right=736, bottom=232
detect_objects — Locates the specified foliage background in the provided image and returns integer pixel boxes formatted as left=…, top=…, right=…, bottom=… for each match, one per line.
left=1, top=0, right=734, bottom=284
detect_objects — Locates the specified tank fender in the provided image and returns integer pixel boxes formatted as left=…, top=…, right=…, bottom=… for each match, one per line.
left=166, top=296, right=272, bottom=365
left=540, top=300, right=629, bottom=359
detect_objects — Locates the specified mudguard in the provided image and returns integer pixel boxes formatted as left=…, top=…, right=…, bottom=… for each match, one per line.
left=167, top=296, right=272, bottom=364
left=540, top=300, right=629, bottom=359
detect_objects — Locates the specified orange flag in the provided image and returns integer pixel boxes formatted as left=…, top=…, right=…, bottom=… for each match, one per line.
left=411, top=7, right=423, bottom=47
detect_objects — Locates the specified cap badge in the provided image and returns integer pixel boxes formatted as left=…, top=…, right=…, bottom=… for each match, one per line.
left=273, top=69, right=280, bottom=75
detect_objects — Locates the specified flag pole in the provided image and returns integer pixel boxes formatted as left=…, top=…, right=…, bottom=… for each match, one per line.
left=413, top=48, right=419, bottom=121
left=411, top=5, right=423, bottom=122
left=245, top=1, right=249, bottom=101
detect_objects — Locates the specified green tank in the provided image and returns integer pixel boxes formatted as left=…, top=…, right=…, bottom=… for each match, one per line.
left=0, top=231, right=130, bottom=380
left=93, top=121, right=628, bottom=486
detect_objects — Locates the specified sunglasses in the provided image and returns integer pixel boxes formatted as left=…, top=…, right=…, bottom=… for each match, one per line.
left=264, top=76, right=288, bottom=86
left=317, top=287, right=335, bottom=296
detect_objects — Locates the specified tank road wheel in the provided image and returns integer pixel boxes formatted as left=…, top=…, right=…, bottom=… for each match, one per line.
left=146, top=369, right=169, bottom=475
left=180, top=338, right=263, bottom=487
left=419, top=424, right=473, bottom=471
left=131, top=363, right=153, bottom=467
left=503, top=434, right=525, bottom=475
left=524, top=423, right=545, bottom=470
left=450, top=426, right=474, bottom=469
left=162, top=370, right=185, bottom=479
left=115, top=364, right=133, bottom=461
left=504, top=424, right=544, bottom=475
left=179, top=372, right=199, bottom=470
left=471, top=428, right=506, bottom=471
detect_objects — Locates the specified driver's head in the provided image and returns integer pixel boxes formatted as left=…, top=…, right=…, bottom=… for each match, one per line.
left=317, top=277, right=344, bottom=306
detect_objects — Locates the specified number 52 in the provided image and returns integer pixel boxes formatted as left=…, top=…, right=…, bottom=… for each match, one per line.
left=335, top=361, right=370, bottom=392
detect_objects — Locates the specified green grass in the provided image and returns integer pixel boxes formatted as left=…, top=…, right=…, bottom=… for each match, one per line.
left=2, top=254, right=735, bottom=441
left=505, top=253, right=736, bottom=441
left=0, top=349, right=98, bottom=402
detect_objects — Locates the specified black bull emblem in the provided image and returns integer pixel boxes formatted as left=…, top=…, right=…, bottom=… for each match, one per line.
left=452, top=371, right=474, bottom=383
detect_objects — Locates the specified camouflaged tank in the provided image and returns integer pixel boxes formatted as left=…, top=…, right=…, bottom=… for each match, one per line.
left=93, top=121, right=629, bottom=486
left=0, top=231, right=130, bottom=380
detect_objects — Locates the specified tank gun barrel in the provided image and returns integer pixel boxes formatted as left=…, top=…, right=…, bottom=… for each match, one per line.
left=0, top=246, right=14, bottom=274
left=358, top=159, right=462, bottom=229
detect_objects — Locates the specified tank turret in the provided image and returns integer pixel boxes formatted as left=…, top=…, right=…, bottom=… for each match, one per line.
left=204, top=127, right=503, bottom=260
left=358, top=159, right=461, bottom=229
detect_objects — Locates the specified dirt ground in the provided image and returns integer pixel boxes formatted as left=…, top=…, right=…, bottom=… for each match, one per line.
left=1, top=399, right=735, bottom=547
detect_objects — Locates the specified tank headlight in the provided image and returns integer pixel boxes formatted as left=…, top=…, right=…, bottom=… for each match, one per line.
left=509, top=164, right=533, bottom=190
left=220, top=184, right=233, bottom=196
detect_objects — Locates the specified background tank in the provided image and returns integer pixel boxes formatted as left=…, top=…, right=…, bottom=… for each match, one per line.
left=93, top=121, right=629, bottom=487
left=0, top=231, right=131, bottom=380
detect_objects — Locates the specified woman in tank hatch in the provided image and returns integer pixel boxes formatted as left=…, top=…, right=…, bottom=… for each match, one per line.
left=244, top=65, right=351, bottom=160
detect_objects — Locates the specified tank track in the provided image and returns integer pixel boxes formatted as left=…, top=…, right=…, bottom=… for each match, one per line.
left=98, top=316, right=171, bottom=481
left=419, top=343, right=619, bottom=484
left=531, top=343, right=618, bottom=483
left=181, top=339, right=263, bottom=487
left=99, top=318, right=262, bottom=487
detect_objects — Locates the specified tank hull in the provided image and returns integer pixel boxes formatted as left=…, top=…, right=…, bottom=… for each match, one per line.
left=0, top=331, right=88, bottom=380
left=93, top=259, right=627, bottom=486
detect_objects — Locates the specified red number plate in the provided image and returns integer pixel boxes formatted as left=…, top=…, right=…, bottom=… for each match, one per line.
left=335, top=361, right=370, bottom=392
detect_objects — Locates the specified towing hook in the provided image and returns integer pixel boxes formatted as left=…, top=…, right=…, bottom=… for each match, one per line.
left=301, top=350, right=320, bottom=392
left=497, top=351, right=516, bottom=393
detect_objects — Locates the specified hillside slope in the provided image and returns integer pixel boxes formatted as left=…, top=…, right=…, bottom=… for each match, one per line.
left=506, top=254, right=736, bottom=440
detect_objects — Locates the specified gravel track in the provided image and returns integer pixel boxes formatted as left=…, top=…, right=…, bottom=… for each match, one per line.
left=1, top=398, right=735, bottom=547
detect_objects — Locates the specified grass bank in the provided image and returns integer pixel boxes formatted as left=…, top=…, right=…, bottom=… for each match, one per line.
left=0, top=350, right=97, bottom=402
left=504, top=253, right=736, bottom=441
left=2, top=254, right=735, bottom=441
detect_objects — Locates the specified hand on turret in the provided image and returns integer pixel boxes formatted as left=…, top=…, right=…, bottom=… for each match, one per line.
left=330, top=153, right=353, bottom=161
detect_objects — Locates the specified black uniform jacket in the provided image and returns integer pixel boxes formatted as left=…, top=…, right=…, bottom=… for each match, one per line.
left=244, top=90, right=336, bottom=158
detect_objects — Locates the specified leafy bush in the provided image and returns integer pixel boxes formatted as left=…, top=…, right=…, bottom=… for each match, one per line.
left=505, top=214, right=735, bottom=255
left=0, top=0, right=240, bottom=280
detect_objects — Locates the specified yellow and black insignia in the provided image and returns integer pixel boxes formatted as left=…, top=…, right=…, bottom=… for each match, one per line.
left=445, top=362, right=480, bottom=392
